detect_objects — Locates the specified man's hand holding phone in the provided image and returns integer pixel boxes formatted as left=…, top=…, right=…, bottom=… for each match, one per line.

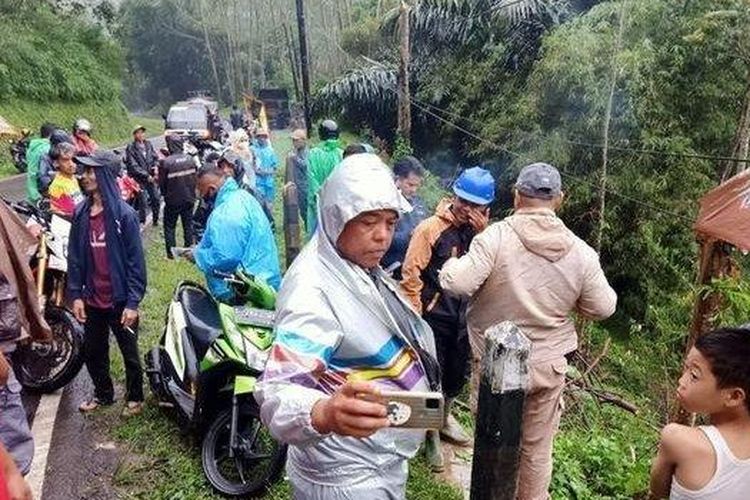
left=311, top=381, right=389, bottom=438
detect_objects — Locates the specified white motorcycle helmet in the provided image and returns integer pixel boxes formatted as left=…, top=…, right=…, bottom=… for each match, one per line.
left=73, top=118, right=93, bottom=134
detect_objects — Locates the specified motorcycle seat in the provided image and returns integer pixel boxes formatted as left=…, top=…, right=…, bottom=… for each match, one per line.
left=179, top=285, right=221, bottom=361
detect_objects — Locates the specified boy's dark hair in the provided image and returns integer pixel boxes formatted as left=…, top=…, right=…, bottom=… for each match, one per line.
left=50, top=141, right=76, bottom=161
left=695, top=327, right=750, bottom=412
left=40, top=122, right=56, bottom=138
left=343, top=144, right=367, bottom=158
left=393, top=155, right=424, bottom=179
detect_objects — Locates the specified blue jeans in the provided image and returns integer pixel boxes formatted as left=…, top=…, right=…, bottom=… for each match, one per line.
left=0, top=368, right=34, bottom=475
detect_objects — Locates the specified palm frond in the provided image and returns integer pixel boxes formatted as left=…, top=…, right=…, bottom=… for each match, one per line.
left=313, top=65, right=398, bottom=117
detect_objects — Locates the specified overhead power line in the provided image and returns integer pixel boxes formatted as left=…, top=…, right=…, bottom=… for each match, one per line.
left=380, top=83, right=697, bottom=225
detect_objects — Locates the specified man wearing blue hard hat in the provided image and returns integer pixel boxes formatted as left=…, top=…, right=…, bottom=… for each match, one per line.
left=401, top=165, right=495, bottom=471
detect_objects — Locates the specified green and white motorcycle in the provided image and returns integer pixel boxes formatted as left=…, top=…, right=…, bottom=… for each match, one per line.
left=145, top=270, right=286, bottom=497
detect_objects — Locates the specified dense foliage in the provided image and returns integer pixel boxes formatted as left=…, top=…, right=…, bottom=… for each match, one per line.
left=0, top=2, right=123, bottom=102
left=317, top=1, right=750, bottom=496
left=117, top=0, right=374, bottom=109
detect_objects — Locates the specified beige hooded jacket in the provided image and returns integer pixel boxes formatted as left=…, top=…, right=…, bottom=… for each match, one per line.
left=439, top=207, right=616, bottom=364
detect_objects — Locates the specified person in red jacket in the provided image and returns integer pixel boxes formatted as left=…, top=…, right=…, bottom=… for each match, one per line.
left=72, top=118, right=98, bottom=156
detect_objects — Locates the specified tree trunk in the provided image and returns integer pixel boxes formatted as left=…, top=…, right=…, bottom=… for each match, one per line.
left=283, top=22, right=302, bottom=102
left=595, top=0, right=627, bottom=254
left=197, top=0, right=222, bottom=103
left=397, top=1, right=411, bottom=141
left=672, top=238, right=735, bottom=424
left=721, top=77, right=750, bottom=181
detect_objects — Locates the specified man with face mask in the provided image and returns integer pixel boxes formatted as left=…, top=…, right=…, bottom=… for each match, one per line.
left=255, top=154, right=441, bottom=500
left=67, top=151, right=147, bottom=416
left=191, top=165, right=281, bottom=302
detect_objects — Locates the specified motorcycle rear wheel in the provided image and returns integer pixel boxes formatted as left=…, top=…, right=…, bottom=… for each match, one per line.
left=13, top=306, right=85, bottom=393
left=201, top=405, right=286, bottom=497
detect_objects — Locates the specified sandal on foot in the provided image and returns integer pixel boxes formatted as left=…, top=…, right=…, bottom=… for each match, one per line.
left=79, top=398, right=113, bottom=412
left=122, top=401, right=144, bottom=417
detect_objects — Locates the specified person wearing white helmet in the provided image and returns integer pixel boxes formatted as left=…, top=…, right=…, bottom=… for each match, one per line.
left=72, top=118, right=98, bottom=155
left=256, top=153, right=440, bottom=499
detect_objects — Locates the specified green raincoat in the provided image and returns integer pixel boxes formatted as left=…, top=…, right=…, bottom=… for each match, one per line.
left=305, top=139, right=343, bottom=232
left=25, top=137, right=50, bottom=203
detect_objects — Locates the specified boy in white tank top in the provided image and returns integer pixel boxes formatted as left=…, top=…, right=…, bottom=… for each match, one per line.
left=650, top=327, right=750, bottom=499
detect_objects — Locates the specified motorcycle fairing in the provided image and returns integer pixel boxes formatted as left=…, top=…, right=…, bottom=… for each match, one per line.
left=233, top=375, right=256, bottom=396
left=47, top=215, right=71, bottom=272
left=165, top=300, right=187, bottom=381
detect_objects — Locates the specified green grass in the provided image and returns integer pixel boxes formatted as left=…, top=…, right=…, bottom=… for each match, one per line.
left=98, top=132, right=462, bottom=499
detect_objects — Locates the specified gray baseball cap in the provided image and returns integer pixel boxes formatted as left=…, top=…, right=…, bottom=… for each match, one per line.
left=515, top=162, right=562, bottom=200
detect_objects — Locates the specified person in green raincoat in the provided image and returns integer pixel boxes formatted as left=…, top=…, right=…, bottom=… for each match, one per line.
left=306, top=119, right=343, bottom=233
left=25, top=123, right=56, bottom=203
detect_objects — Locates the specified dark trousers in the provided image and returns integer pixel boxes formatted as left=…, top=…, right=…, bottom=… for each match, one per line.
left=164, top=202, right=194, bottom=258
left=425, top=314, right=469, bottom=399
left=137, top=182, right=161, bottom=225
left=83, top=305, right=143, bottom=403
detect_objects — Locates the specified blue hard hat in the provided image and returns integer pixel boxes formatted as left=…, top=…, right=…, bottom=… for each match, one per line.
left=453, top=166, right=496, bottom=205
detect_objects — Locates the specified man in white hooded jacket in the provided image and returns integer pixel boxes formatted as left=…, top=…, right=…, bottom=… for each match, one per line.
left=255, top=154, right=440, bottom=499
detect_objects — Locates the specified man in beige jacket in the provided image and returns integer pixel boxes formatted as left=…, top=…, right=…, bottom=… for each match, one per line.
left=439, top=162, right=617, bottom=500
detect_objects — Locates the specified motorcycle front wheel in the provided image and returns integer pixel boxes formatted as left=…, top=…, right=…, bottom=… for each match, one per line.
left=201, top=405, right=287, bottom=497
left=13, top=306, right=85, bottom=393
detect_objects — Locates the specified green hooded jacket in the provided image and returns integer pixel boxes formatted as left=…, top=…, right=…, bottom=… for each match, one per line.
left=25, top=137, right=50, bottom=203
left=306, top=139, right=343, bottom=231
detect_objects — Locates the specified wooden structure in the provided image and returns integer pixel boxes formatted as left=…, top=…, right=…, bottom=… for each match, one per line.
left=470, top=321, right=531, bottom=500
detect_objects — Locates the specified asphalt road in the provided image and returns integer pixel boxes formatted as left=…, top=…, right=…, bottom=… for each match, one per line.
left=21, top=374, right=122, bottom=500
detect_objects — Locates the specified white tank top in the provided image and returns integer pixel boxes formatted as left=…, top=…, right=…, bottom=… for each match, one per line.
left=670, top=425, right=750, bottom=500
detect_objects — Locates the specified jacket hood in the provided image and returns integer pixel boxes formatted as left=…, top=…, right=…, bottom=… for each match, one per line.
left=506, top=208, right=574, bottom=262
left=319, top=138, right=342, bottom=152
left=318, top=153, right=411, bottom=246
left=28, top=137, right=50, bottom=153
left=435, top=198, right=459, bottom=226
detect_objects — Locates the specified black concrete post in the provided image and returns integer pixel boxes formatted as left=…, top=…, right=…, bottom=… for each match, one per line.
left=470, top=321, right=531, bottom=500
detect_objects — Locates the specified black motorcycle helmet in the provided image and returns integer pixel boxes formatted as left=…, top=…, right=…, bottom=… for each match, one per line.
left=318, top=119, right=339, bottom=141
left=165, top=134, right=185, bottom=155
left=50, top=129, right=74, bottom=146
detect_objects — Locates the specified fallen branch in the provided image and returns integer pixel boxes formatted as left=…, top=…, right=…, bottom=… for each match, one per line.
left=565, top=337, right=611, bottom=389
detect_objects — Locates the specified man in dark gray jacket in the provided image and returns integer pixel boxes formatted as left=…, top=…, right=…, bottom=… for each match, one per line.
left=125, top=125, right=161, bottom=226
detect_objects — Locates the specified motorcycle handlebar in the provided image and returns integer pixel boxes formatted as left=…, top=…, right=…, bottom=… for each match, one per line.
left=3, top=197, right=50, bottom=229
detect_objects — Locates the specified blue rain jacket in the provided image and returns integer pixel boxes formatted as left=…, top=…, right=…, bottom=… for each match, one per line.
left=194, top=178, right=281, bottom=301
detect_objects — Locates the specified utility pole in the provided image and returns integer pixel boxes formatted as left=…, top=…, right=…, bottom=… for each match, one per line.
left=295, top=0, right=312, bottom=136
left=397, top=1, right=412, bottom=142
left=470, top=322, right=530, bottom=500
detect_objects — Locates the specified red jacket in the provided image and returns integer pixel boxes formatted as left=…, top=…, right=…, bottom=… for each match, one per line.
left=73, top=135, right=98, bottom=155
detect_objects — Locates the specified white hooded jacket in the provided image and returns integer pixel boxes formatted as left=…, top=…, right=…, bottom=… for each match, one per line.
left=255, top=154, right=438, bottom=492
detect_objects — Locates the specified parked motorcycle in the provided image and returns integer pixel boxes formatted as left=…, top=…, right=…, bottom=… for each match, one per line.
left=145, top=269, right=286, bottom=497
left=9, top=128, right=31, bottom=173
left=5, top=198, right=85, bottom=393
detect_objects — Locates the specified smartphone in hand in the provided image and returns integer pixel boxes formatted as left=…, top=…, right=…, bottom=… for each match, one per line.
left=380, top=390, right=444, bottom=429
